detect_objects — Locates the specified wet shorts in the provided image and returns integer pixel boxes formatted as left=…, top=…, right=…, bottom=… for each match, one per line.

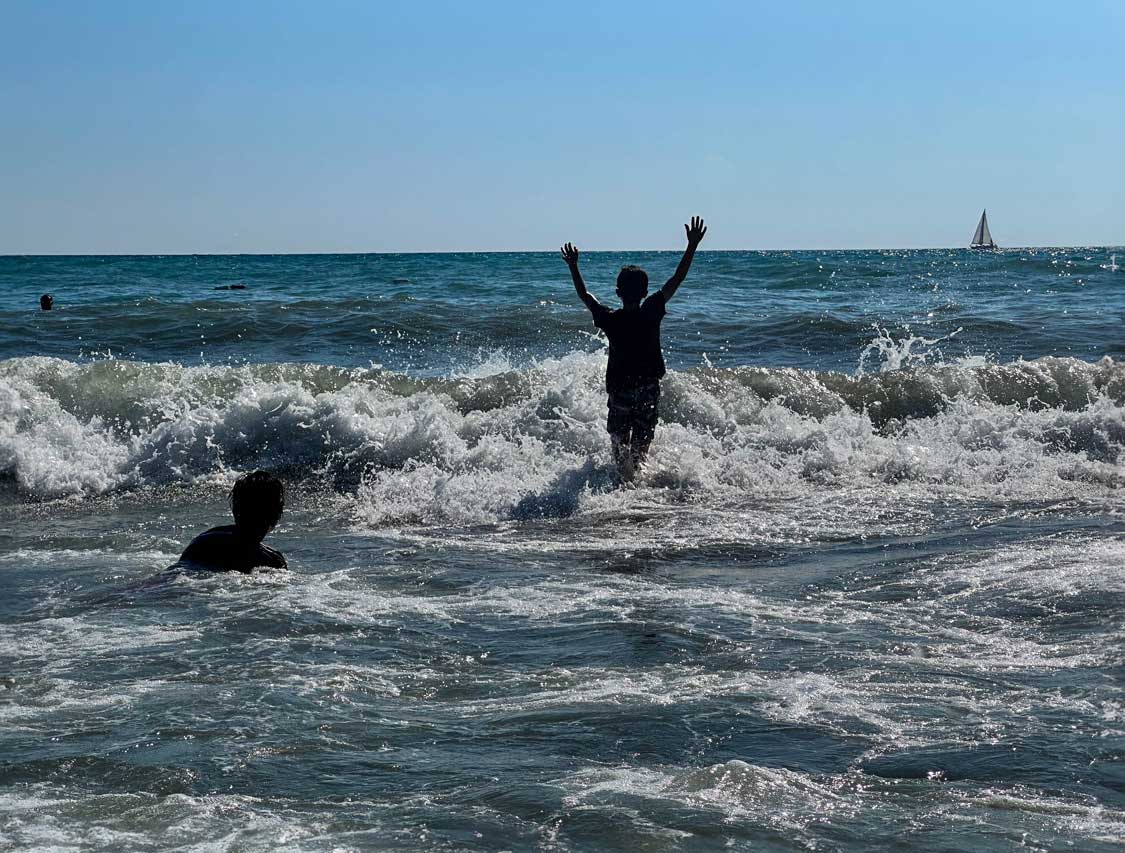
left=606, top=381, right=661, bottom=447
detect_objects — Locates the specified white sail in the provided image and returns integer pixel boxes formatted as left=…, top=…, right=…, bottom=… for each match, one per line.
left=971, top=210, right=995, bottom=248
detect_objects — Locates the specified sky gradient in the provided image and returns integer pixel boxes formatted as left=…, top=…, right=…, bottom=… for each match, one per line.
left=2, top=0, right=1123, bottom=253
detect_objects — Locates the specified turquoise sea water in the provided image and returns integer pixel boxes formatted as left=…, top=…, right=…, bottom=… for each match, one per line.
left=1, top=249, right=1122, bottom=851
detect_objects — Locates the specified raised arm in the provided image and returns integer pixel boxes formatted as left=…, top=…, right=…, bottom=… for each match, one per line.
left=560, top=242, right=603, bottom=313
left=660, top=216, right=707, bottom=301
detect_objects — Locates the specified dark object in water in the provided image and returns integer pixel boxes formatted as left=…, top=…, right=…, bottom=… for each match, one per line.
left=179, top=470, right=287, bottom=573
left=214, top=284, right=248, bottom=290
left=39, top=294, right=53, bottom=311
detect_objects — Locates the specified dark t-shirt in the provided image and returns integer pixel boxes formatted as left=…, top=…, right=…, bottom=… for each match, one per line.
left=179, top=525, right=287, bottom=573
left=591, top=292, right=667, bottom=391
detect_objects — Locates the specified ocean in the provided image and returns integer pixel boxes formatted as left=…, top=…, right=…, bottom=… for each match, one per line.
left=1, top=249, right=1122, bottom=851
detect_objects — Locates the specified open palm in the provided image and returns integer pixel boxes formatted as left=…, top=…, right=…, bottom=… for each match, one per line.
left=685, top=216, right=707, bottom=246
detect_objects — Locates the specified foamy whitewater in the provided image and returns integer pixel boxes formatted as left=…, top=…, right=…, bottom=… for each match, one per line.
left=1, top=250, right=1122, bottom=851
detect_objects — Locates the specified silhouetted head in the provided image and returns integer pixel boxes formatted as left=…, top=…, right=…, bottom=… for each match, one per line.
left=616, top=266, right=648, bottom=306
left=230, top=470, right=285, bottom=541
left=39, top=294, right=53, bottom=311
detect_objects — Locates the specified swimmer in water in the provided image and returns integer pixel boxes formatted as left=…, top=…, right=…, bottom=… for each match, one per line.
left=179, top=470, right=287, bottom=572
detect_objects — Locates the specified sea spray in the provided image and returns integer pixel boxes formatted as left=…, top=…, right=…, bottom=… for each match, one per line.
left=2, top=353, right=1122, bottom=519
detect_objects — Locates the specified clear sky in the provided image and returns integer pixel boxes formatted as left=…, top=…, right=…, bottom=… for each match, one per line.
left=1, top=0, right=1122, bottom=253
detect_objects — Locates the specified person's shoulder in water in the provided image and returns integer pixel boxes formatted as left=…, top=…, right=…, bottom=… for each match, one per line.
left=179, top=470, right=287, bottom=573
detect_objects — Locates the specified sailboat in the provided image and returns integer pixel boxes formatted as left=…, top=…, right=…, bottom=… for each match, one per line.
left=970, top=209, right=997, bottom=249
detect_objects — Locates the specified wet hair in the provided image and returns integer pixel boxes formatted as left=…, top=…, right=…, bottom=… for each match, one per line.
left=40, top=294, right=53, bottom=311
left=230, top=470, right=285, bottom=538
left=616, top=266, right=649, bottom=303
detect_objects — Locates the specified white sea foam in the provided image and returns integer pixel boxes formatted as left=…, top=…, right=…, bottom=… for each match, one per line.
left=0, top=547, right=178, bottom=568
left=560, top=760, right=853, bottom=831
left=0, top=616, right=202, bottom=670
left=227, top=528, right=1120, bottom=747
left=0, top=789, right=354, bottom=853
left=556, top=761, right=1125, bottom=843
left=0, top=354, right=1122, bottom=531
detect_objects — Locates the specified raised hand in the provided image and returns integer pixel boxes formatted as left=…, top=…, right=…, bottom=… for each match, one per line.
left=661, top=216, right=707, bottom=300
left=561, top=241, right=600, bottom=311
left=685, top=216, right=707, bottom=246
left=560, top=242, right=580, bottom=267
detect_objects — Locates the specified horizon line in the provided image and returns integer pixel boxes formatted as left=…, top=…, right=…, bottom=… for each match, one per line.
left=2, top=244, right=1122, bottom=258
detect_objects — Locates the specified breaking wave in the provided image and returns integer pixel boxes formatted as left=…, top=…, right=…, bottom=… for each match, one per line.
left=1, top=351, right=1123, bottom=523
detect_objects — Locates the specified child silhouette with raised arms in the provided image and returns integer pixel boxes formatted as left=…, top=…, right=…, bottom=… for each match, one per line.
left=561, top=216, right=707, bottom=480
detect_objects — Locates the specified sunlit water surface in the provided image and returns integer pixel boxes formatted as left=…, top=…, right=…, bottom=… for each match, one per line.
left=1, top=249, right=1122, bottom=851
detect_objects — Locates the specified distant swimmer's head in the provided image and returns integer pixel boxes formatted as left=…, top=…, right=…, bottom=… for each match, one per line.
left=616, top=266, right=648, bottom=306
left=230, top=470, right=285, bottom=541
left=39, top=294, right=54, bottom=311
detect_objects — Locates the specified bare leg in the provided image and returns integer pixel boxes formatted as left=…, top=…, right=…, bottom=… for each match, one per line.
left=629, top=438, right=652, bottom=473
left=611, top=433, right=636, bottom=482
left=628, top=384, right=659, bottom=476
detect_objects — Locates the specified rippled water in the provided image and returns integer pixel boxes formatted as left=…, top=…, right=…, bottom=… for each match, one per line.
left=1, top=250, right=1122, bottom=851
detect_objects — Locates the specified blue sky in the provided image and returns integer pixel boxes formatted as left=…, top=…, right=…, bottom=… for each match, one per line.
left=1, top=1, right=1122, bottom=252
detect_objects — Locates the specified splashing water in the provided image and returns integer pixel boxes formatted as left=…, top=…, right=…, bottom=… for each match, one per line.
left=856, top=324, right=964, bottom=374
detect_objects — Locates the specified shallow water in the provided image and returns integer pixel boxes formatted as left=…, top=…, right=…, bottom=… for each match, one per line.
left=1, top=250, right=1123, bottom=851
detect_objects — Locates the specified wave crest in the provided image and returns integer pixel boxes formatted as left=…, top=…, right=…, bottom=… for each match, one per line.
left=1, top=354, right=1122, bottom=520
